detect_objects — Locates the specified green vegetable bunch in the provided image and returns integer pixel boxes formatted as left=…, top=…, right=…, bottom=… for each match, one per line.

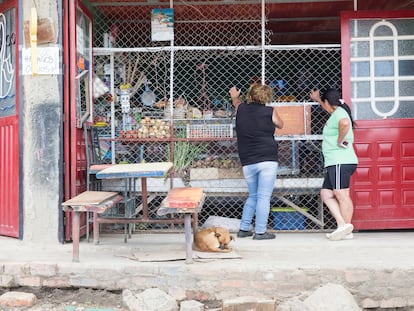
left=167, top=139, right=207, bottom=175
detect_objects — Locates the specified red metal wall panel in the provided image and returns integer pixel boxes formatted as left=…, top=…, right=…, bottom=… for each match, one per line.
left=0, top=122, right=19, bottom=237
left=351, top=121, right=414, bottom=230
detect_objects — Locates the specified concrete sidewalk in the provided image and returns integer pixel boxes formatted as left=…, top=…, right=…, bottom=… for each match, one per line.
left=1, top=231, right=414, bottom=309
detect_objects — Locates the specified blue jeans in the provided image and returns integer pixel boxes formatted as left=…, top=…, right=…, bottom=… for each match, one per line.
left=240, top=161, right=278, bottom=234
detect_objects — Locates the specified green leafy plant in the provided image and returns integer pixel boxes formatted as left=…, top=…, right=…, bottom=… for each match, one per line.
left=167, top=139, right=207, bottom=176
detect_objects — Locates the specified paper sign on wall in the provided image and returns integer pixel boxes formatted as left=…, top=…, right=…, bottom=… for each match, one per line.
left=22, top=46, right=60, bottom=75
left=151, top=8, right=174, bottom=41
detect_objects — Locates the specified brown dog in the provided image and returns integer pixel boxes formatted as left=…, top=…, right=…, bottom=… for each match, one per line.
left=193, top=227, right=234, bottom=253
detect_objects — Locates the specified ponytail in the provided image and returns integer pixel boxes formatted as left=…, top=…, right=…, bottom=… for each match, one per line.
left=338, top=99, right=355, bottom=128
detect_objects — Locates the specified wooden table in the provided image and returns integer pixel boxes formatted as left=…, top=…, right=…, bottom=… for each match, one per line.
left=97, top=162, right=173, bottom=213
left=96, top=162, right=176, bottom=242
left=62, top=191, right=123, bottom=262
left=158, top=187, right=205, bottom=263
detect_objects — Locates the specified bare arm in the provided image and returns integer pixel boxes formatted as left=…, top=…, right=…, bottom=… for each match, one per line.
left=272, top=107, right=284, bottom=129
left=310, top=89, right=321, bottom=103
left=337, top=118, right=351, bottom=146
left=229, top=86, right=242, bottom=109
left=310, top=88, right=332, bottom=113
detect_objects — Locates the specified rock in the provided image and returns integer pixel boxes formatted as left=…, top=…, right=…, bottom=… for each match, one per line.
left=180, top=299, right=204, bottom=311
left=303, top=283, right=362, bottom=311
left=122, top=289, right=138, bottom=311
left=276, top=297, right=312, bottom=311
left=123, top=288, right=178, bottom=311
left=222, top=296, right=274, bottom=311
left=0, top=291, right=37, bottom=307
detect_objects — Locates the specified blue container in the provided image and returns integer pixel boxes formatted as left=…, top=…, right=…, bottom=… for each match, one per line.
left=271, top=207, right=307, bottom=230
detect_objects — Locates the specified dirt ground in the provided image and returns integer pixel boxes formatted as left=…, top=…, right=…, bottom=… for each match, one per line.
left=3, top=287, right=411, bottom=311
left=0, top=287, right=127, bottom=311
left=0, top=287, right=223, bottom=311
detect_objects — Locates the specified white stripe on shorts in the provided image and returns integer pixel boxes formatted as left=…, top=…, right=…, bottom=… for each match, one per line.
left=335, top=164, right=341, bottom=189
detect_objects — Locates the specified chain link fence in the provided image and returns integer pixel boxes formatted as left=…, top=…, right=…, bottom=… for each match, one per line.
left=87, top=0, right=342, bottom=233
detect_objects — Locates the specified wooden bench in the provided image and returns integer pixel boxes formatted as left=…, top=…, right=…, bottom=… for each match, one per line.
left=62, top=191, right=123, bottom=262
left=158, top=187, right=205, bottom=264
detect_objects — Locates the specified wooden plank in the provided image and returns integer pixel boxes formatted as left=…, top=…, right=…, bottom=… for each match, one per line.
left=23, top=18, right=56, bottom=47
left=96, top=162, right=173, bottom=179
left=62, top=195, right=123, bottom=213
left=163, top=187, right=204, bottom=208
left=62, top=191, right=119, bottom=206
left=275, top=195, right=323, bottom=227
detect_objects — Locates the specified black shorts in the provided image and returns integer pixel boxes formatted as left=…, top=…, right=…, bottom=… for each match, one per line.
left=322, top=164, right=357, bottom=190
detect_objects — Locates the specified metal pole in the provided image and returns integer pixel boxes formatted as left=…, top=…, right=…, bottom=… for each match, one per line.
left=261, top=0, right=266, bottom=85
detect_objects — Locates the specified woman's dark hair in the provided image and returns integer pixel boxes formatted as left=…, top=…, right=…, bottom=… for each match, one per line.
left=321, top=88, right=355, bottom=128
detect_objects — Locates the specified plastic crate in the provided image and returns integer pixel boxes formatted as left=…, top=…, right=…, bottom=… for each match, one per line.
left=186, top=123, right=233, bottom=138
left=271, top=207, right=307, bottom=230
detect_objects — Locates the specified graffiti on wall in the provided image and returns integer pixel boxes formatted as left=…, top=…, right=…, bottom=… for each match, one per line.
left=0, top=10, right=16, bottom=118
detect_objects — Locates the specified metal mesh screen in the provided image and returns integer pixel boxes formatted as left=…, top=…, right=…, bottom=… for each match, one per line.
left=88, top=0, right=342, bottom=233
left=90, top=2, right=266, bottom=48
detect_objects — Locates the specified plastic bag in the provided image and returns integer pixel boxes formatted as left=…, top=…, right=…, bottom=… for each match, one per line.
left=202, top=216, right=241, bottom=233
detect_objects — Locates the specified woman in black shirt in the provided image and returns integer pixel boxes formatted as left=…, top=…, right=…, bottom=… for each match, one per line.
left=230, top=84, right=284, bottom=240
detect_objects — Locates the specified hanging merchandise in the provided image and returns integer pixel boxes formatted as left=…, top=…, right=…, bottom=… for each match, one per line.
left=194, top=63, right=212, bottom=118
left=119, top=89, right=131, bottom=114
left=93, top=74, right=109, bottom=99
left=152, top=55, right=169, bottom=109
left=141, top=78, right=156, bottom=107
left=118, top=87, right=132, bottom=131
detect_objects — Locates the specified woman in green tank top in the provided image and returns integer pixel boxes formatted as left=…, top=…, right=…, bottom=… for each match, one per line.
left=310, top=88, right=358, bottom=241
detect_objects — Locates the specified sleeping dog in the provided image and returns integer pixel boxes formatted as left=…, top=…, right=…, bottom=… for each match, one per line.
left=193, top=227, right=234, bottom=253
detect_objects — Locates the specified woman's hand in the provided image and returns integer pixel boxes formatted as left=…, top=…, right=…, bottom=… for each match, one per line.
left=310, top=89, right=331, bottom=113
left=310, top=89, right=321, bottom=102
left=229, top=86, right=241, bottom=108
left=229, top=86, right=241, bottom=99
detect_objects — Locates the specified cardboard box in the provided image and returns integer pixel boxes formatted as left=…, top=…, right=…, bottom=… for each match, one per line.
left=271, top=207, right=307, bottom=230
left=274, top=106, right=311, bottom=135
left=190, top=168, right=243, bottom=180
left=190, top=168, right=219, bottom=180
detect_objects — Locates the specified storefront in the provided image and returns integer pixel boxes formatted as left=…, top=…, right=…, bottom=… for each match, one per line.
left=1, top=0, right=413, bottom=242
